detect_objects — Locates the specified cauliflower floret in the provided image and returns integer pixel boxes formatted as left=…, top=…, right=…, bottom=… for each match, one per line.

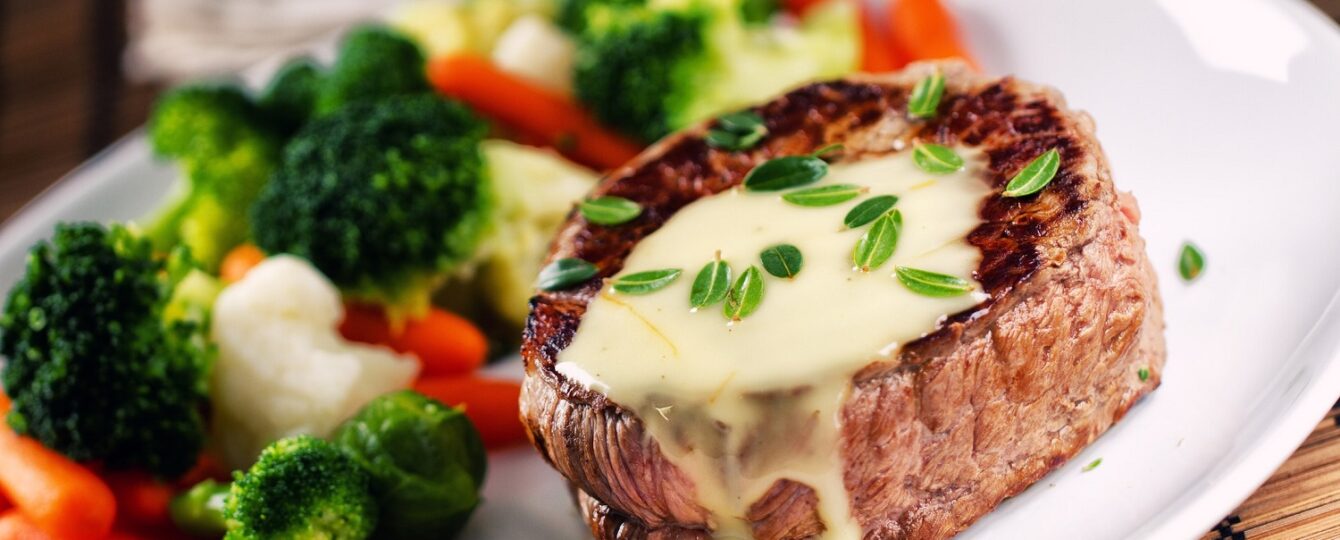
left=210, top=255, right=419, bottom=469
left=473, top=140, right=597, bottom=324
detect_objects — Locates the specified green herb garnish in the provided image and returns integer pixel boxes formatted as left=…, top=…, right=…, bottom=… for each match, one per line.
left=690, top=253, right=732, bottom=309
left=781, top=184, right=866, bottom=207
left=705, top=111, right=768, bottom=151
left=759, top=244, right=803, bottom=279
left=723, top=265, right=764, bottom=321
left=1082, top=458, right=1102, bottom=472
left=1002, top=149, right=1061, bottom=197
left=908, top=70, right=945, bottom=118
left=1138, top=367, right=1150, bottom=382
left=811, top=143, right=844, bottom=160
left=610, top=268, right=682, bottom=295
left=852, top=210, right=902, bottom=271
left=843, top=195, right=899, bottom=229
left=912, top=143, right=964, bottom=174
left=743, top=155, right=828, bottom=192
left=537, top=258, right=598, bottom=291
left=580, top=196, right=642, bottom=225
left=1178, top=242, right=1205, bottom=282
left=894, top=266, right=974, bottom=297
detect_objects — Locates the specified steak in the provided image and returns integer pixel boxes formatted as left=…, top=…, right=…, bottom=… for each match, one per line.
left=520, top=61, right=1166, bottom=539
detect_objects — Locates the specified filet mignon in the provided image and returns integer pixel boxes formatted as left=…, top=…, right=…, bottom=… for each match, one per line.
left=520, top=61, right=1165, bottom=539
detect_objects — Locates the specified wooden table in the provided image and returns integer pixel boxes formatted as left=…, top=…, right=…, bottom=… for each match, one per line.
left=3, top=1, right=1340, bottom=538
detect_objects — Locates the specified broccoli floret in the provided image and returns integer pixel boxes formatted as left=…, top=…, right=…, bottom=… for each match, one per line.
left=171, top=479, right=231, bottom=537
left=250, top=94, right=491, bottom=320
left=259, top=58, right=324, bottom=135
left=0, top=223, right=211, bottom=477
left=225, top=436, right=378, bottom=540
left=572, top=0, right=859, bottom=142
left=556, top=0, right=646, bottom=34
left=315, top=26, right=430, bottom=116
left=146, top=85, right=284, bottom=270
left=332, top=390, right=486, bottom=538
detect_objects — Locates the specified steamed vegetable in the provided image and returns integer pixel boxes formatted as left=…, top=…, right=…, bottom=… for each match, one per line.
left=250, top=94, right=491, bottom=320
left=0, top=393, right=116, bottom=540
left=472, top=140, right=597, bottom=323
left=146, top=85, right=283, bottom=270
left=339, top=304, right=488, bottom=376
left=331, top=391, right=486, bottom=539
left=428, top=54, right=641, bottom=170
left=258, top=58, right=324, bottom=135
left=315, top=27, right=431, bottom=116
left=389, top=0, right=557, bottom=58
left=170, top=480, right=230, bottom=537
left=0, top=223, right=212, bottom=477
left=413, top=377, right=527, bottom=449
left=568, top=0, right=858, bottom=142
left=225, top=436, right=378, bottom=540
left=209, top=256, right=419, bottom=469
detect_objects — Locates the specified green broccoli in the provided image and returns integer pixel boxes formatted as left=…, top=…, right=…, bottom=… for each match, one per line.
left=259, top=58, right=324, bottom=135
left=250, top=94, right=491, bottom=320
left=315, top=26, right=430, bottom=116
left=556, top=0, right=646, bottom=34
left=0, top=223, right=211, bottom=477
left=146, top=84, right=284, bottom=270
left=225, top=435, right=378, bottom=540
left=171, top=479, right=232, bottom=537
left=332, top=390, right=486, bottom=539
left=571, top=0, right=859, bottom=142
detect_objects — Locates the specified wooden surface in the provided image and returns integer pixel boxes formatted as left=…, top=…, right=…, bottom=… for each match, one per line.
left=3, top=1, right=1340, bottom=538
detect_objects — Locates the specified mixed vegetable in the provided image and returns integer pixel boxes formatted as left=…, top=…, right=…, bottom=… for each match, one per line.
left=0, top=0, right=975, bottom=537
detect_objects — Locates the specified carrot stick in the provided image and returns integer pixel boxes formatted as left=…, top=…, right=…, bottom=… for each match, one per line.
left=859, top=3, right=900, bottom=72
left=219, top=243, right=265, bottom=284
left=340, top=304, right=487, bottom=376
left=105, top=472, right=173, bottom=529
left=428, top=55, right=642, bottom=170
left=888, top=0, right=978, bottom=70
left=783, top=0, right=826, bottom=16
left=0, top=401, right=116, bottom=540
left=0, top=511, right=50, bottom=540
left=413, top=376, right=526, bottom=450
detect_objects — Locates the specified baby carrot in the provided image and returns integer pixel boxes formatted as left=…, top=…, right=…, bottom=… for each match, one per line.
left=413, top=376, right=527, bottom=450
left=0, top=410, right=116, bottom=540
left=428, top=54, right=642, bottom=170
left=0, top=510, right=49, bottom=540
left=105, top=472, right=174, bottom=529
left=219, top=243, right=265, bottom=284
left=888, top=0, right=979, bottom=69
left=859, top=2, right=901, bottom=72
left=340, top=304, right=487, bottom=376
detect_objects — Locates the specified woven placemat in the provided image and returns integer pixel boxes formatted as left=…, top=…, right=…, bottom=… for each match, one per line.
left=1203, top=403, right=1340, bottom=539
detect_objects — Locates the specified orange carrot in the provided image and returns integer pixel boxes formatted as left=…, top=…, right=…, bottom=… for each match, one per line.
left=859, top=3, right=900, bottom=72
left=427, top=55, right=642, bottom=170
left=219, top=243, right=265, bottom=284
left=783, top=0, right=826, bottom=15
left=888, top=0, right=978, bottom=69
left=0, top=405, right=116, bottom=540
left=105, top=472, right=173, bottom=529
left=0, top=511, right=50, bottom=540
left=176, top=453, right=229, bottom=490
left=413, top=376, right=527, bottom=450
left=340, top=304, right=487, bottom=376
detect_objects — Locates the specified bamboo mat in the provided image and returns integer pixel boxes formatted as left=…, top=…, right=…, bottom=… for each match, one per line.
left=1203, top=403, right=1340, bottom=540
left=4, top=1, right=1340, bottom=538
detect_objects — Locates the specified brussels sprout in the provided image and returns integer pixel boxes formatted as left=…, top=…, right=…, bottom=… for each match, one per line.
left=332, top=390, right=487, bottom=539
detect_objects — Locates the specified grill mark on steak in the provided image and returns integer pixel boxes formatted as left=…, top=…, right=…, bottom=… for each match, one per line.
left=520, top=61, right=1165, bottom=539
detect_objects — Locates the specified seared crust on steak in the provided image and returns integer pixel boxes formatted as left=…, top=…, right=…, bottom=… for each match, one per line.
left=521, top=61, right=1166, bottom=539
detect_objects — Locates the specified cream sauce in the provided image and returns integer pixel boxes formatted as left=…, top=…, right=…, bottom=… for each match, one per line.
left=556, top=150, right=991, bottom=538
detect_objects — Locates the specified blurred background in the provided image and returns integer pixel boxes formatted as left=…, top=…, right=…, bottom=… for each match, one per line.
left=1, top=0, right=1338, bottom=220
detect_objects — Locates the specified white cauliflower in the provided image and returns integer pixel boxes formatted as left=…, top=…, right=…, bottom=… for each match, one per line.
left=210, top=256, right=419, bottom=469
left=472, top=140, right=597, bottom=324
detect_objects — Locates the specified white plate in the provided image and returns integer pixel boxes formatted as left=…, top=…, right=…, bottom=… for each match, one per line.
left=4, top=1, right=1340, bottom=538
